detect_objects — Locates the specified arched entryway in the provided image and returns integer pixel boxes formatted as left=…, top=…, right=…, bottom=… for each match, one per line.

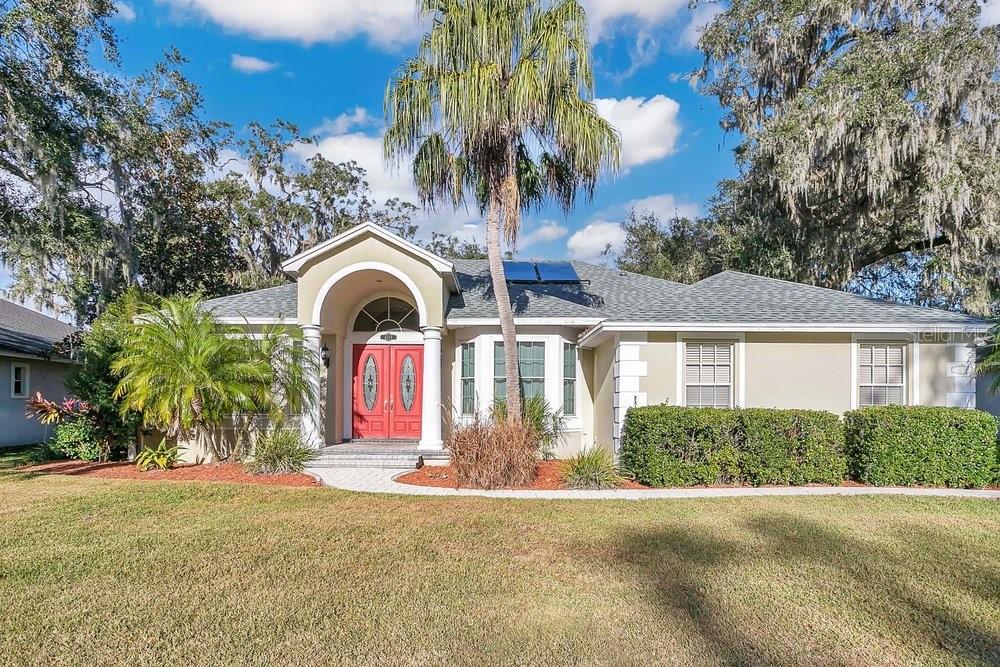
left=348, top=295, right=424, bottom=441
left=282, top=223, right=454, bottom=453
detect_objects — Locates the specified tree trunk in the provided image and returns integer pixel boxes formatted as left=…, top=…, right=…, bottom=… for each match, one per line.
left=485, top=190, right=521, bottom=421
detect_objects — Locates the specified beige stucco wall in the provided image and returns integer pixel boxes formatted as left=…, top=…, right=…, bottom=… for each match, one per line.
left=295, top=233, right=447, bottom=332
left=639, top=332, right=678, bottom=406
left=590, top=337, right=616, bottom=454
left=744, top=332, right=853, bottom=412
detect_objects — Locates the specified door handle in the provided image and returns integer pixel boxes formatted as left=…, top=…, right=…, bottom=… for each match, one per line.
left=383, top=398, right=388, bottom=412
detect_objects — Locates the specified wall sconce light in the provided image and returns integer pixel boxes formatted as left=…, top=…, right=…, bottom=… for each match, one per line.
left=321, top=344, right=331, bottom=368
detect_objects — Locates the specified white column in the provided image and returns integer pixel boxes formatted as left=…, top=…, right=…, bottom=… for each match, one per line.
left=300, top=324, right=323, bottom=449
left=419, top=326, right=444, bottom=450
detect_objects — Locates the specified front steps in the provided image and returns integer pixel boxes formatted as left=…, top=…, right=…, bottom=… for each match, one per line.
left=308, top=442, right=450, bottom=470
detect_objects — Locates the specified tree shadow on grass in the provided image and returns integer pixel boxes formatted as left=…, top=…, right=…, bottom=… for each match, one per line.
left=594, top=509, right=1000, bottom=666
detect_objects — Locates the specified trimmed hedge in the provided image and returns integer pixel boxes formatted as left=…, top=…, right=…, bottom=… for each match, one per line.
left=619, top=406, right=847, bottom=487
left=843, top=406, right=999, bottom=488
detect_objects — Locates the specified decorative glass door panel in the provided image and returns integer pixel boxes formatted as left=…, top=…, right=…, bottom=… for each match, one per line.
left=352, top=344, right=423, bottom=440
left=388, top=346, right=423, bottom=439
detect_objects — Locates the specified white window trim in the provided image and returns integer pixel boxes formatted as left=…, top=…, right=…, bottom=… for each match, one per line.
left=562, top=342, right=578, bottom=418
left=459, top=342, right=476, bottom=416
left=675, top=333, right=745, bottom=407
left=10, top=362, right=29, bottom=399
left=453, top=332, right=583, bottom=431
left=851, top=333, right=918, bottom=409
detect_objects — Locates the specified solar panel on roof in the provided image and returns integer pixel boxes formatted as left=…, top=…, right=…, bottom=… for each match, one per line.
left=502, top=261, right=539, bottom=283
left=536, top=261, right=580, bottom=284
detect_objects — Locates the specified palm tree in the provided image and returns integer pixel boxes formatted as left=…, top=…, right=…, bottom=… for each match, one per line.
left=112, top=296, right=312, bottom=460
left=384, top=0, right=620, bottom=419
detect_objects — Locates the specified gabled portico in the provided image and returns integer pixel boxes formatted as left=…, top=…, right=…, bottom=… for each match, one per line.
left=280, top=222, right=461, bottom=452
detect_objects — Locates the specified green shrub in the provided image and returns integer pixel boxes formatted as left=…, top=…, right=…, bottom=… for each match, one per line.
left=619, top=406, right=846, bottom=487
left=740, top=409, right=847, bottom=485
left=618, top=406, right=741, bottom=486
left=844, top=406, right=999, bottom=488
left=135, top=439, right=180, bottom=471
left=247, top=428, right=315, bottom=475
left=562, top=447, right=622, bottom=490
left=50, top=420, right=103, bottom=462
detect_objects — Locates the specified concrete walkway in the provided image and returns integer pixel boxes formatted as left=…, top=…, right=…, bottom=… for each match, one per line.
left=306, top=467, right=1000, bottom=500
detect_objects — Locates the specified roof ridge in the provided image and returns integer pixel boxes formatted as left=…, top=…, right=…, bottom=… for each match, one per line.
left=697, top=270, right=986, bottom=321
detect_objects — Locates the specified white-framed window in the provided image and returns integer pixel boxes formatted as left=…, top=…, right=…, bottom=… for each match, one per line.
left=858, top=343, right=906, bottom=406
left=684, top=342, right=733, bottom=408
left=563, top=343, right=577, bottom=416
left=460, top=342, right=475, bottom=415
left=10, top=363, right=29, bottom=399
left=493, top=341, right=545, bottom=401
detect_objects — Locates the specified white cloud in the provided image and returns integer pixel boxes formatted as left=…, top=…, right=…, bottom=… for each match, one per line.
left=566, top=221, right=625, bottom=261
left=581, top=0, right=688, bottom=39
left=114, top=1, right=137, bottom=22
left=594, top=95, right=682, bottom=169
left=291, top=112, right=478, bottom=236
left=682, top=3, right=723, bottom=47
left=521, top=220, right=569, bottom=247
left=981, top=0, right=1000, bottom=27
left=158, top=0, right=421, bottom=47
left=312, top=107, right=376, bottom=136
left=627, top=193, right=700, bottom=220
left=230, top=53, right=279, bottom=74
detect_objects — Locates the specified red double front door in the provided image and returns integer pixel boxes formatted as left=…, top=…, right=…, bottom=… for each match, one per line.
left=352, top=344, right=423, bottom=440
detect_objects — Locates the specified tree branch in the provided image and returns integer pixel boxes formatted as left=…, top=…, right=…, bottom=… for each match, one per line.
left=856, top=234, right=951, bottom=270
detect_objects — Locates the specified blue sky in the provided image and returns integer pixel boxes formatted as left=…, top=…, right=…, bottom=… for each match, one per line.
left=1, top=1, right=741, bottom=291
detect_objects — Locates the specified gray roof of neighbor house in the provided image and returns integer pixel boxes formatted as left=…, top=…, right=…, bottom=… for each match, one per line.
left=0, top=298, right=78, bottom=358
left=200, top=261, right=988, bottom=329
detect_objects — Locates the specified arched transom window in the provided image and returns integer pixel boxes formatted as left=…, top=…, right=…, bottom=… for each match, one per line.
left=353, top=296, right=419, bottom=332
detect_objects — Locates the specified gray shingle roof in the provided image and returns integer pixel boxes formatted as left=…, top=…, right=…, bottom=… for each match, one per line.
left=202, top=283, right=297, bottom=319
left=199, top=264, right=987, bottom=329
left=0, top=299, right=78, bottom=358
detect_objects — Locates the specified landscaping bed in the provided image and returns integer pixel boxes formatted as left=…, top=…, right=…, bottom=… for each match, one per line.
left=397, top=460, right=648, bottom=490
left=14, top=460, right=320, bottom=487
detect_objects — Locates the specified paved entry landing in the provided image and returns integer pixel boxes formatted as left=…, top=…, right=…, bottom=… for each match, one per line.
left=308, top=441, right=450, bottom=469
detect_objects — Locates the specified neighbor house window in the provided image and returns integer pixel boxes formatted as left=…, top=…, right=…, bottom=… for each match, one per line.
left=10, top=363, right=29, bottom=399
left=684, top=342, right=733, bottom=408
left=494, top=341, right=545, bottom=401
left=460, top=343, right=475, bottom=415
left=858, top=343, right=905, bottom=406
left=563, top=343, right=577, bottom=416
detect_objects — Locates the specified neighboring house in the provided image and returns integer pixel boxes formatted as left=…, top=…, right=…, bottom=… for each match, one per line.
left=199, top=222, right=996, bottom=463
left=0, top=298, right=78, bottom=447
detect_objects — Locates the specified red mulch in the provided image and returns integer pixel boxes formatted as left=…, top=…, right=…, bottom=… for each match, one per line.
left=16, top=460, right=320, bottom=487
left=396, top=459, right=648, bottom=491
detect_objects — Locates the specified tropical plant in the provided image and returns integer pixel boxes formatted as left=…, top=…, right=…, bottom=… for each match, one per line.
left=384, top=0, right=620, bottom=418
left=562, top=447, right=622, bottom=490
left=112, top=295, right=313, bottom=461
left=246, top=428, right=316, bottom=475
left=135, top=439, right=181, bottom=472
left=64, top=288, right=146, bottom=452
left=448, top=415, right=539, bottom=489
left=24, top=393, right=91, bottom=425
left=490, top=394, right=565, bottom=459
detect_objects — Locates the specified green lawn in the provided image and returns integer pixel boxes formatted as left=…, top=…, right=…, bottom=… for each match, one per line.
left=1, top=470, right=998, bottom=666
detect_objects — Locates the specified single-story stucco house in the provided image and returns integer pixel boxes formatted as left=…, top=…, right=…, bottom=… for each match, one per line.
left=197, top=222, right=998, bottom=466
left=0, top=298, right=78, bottom=448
